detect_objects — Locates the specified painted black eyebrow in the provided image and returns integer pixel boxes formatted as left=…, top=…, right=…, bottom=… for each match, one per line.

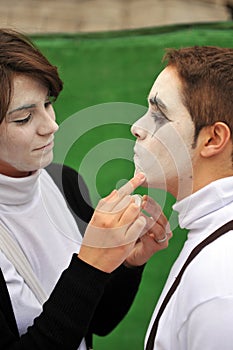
left=7, top=104, right=36, bottom=115
left=148, top=94, right=172, bottom=122
left=149, top=95, right=167, bottom=111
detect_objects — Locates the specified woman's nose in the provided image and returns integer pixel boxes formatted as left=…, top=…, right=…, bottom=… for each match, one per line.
left=39, top=119, right=58, bottom=135
left=48, top=119, right=59, bottom=135
left=38, top=110, right=59, bottom=136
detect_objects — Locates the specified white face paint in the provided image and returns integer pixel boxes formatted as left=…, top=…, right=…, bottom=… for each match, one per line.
left=131, top=66, right=197, bottom=199
left=0, top=74, right=59, bottom=177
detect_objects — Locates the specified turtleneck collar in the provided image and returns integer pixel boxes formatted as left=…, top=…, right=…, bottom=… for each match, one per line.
left=173, top=176, right=233, bottom=231
left=0, top=170, right=41, bottom=206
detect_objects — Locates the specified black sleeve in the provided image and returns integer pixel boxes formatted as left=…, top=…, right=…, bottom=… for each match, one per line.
left=89, top=263, right=145, bottom=336
left=0, top=256, right=110, bottom=350
left=48, top=163, right=146, bottom=336
left=45, top=163, right=94, bottom=235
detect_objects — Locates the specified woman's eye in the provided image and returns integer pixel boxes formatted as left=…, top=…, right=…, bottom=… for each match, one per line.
left=44, top=100, right=52, bottom=108
left=45, top=96, right=55, bottom=108
left=14, top=114, right=32, bottom=125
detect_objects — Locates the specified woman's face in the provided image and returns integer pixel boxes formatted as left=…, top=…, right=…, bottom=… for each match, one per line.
left=0, top=74, right=58, bottom=177
left=131, top=66, right=197, bottom=199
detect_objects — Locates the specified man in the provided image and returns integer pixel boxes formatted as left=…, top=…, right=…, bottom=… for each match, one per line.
left=131, top=46, right=233, bottom=350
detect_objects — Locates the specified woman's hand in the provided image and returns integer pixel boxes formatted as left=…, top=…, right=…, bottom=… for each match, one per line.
left=125, top=195, right=172, bottom=267
left=78, top=173, right=147, bottom=273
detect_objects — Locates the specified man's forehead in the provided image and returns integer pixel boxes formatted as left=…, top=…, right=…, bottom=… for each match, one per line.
left=149, top=68, right=183, bottom=107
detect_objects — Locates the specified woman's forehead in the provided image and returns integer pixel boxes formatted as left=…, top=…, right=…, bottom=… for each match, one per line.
left=9, top=75, right=48, bottom=109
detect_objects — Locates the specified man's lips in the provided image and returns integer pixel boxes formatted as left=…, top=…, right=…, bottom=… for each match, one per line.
left=133, top=147, right=139, bottom=156
left=133, top=148, right=142, bottom=160
left=133, top=153, right=143, bottom=169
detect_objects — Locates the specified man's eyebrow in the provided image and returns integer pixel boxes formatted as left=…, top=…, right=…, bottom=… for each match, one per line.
left=148, top=95, right=167, bottom=111
left=7, top=104, right=36, bottom=115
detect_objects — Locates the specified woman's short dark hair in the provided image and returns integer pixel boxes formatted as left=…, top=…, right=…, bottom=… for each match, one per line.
left=0, top=28, right=63, bottom=123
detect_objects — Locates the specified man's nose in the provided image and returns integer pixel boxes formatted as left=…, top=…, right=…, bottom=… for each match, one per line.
left=131, top=119, right=147, bottom=140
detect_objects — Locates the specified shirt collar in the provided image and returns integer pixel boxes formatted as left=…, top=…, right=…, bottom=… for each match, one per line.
left=0, top=170, right=41, bottom=206
left=173, top=176, right=233, bottom=230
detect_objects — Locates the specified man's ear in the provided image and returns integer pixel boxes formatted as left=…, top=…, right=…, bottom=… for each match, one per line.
left=200, top=122, right=231, bottom=158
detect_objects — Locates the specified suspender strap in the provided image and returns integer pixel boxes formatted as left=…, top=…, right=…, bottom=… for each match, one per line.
left=146, top=220, right=233, bottom=350
left=0, top=223, right=47, bottom=305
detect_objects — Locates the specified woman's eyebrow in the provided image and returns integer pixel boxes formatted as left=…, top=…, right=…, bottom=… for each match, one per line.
left=7, top=103, right=36, bottom=115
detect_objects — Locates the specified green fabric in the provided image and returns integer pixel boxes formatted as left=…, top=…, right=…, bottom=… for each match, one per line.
left=31, top=22, right=233, bottom=349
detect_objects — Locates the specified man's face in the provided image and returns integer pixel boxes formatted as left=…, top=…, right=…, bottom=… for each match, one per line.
left=131, top=66, right=197, bottom=199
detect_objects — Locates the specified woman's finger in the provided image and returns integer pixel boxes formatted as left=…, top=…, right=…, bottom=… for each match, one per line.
left=148, top=221, right=172, bottom=246
left=117, top=173, right=145, bottom=199
left=118, top=201, right=141, bottom=227
left=142, top=195, right=167, bottom=228
left=125, top=215, right=147, bottom=243
left=97, top=173, right=145, bottom=212
left=91, top=195, right=143, bottom=228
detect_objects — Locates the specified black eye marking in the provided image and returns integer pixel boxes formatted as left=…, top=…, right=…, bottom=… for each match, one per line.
left=148, top=94, right=171, bottom=136
left=151, top=111, right=170, bottom=136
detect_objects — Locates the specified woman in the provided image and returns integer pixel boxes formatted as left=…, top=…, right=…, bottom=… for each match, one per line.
left=0, top=28, right=171, bottom=349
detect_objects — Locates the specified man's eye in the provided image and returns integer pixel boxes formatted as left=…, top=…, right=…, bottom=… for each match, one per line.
left=151, top=111, right=165, bottom=122
left=14, top=114, right=32, bottom=125
left=151, top=110, right=159, bottom=118
left=151, top=111, right=170, bottom=136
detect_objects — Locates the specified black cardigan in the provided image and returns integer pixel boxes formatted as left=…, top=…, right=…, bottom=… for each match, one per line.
left=0, top=164, right=145, bottom=349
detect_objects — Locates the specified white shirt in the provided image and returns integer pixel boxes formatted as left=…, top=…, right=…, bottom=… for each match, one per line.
left=0, top=169, right=86, bottom=349
left=145, top=176, right=233, bottom=350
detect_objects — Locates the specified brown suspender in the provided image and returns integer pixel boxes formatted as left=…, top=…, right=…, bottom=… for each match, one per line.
left=146, top=220, right=233, bottom=350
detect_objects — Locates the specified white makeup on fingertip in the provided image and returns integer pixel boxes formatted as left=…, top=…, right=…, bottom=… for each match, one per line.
left=132, top=194, right=143, bottom=208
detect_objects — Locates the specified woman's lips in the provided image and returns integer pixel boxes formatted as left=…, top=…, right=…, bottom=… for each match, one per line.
left=34, top=140, right=54, bottom=151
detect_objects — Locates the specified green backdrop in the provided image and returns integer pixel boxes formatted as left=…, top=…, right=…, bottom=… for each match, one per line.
left=31, top=22, right=233, bottom=349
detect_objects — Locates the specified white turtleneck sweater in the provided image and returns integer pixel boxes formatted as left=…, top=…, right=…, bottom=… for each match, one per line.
left=145, top=176, right=233, bottom=350
left=0, top=169, right=86, bottom=349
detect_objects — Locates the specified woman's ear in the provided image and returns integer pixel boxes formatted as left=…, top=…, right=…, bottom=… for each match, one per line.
left=200, top=122, right=231, bottom=158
